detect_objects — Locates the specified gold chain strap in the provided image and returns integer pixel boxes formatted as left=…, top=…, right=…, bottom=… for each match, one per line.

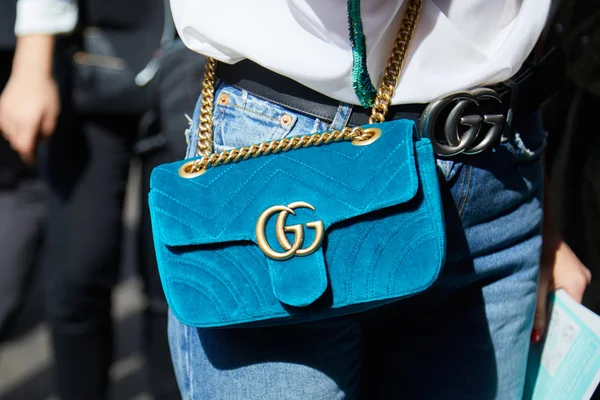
left=369, top=0, right=421, bottom=124
left=196, top=57, right=218, bottom=157
left=181, top=0, right=421, bottom=177
left=180, top=126, right=381, bottom=178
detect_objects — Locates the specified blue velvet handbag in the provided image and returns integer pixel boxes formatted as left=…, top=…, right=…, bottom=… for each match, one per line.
left=148, top=0, right=445, bottom=328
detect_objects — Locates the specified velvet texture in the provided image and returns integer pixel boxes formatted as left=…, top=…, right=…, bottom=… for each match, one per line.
left=149, top=119, right=445, bottom=327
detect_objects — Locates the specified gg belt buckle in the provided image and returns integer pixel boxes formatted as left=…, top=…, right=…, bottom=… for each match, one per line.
left=418, top=87, right=513, bottom=157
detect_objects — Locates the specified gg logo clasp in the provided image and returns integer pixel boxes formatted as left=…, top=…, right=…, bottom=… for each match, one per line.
left=255, top=202, right=324, bottom=260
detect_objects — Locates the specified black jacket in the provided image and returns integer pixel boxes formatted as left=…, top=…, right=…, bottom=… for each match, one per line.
left=0, top=0, right=17, bottom=50
left=79, top=0, right=165, bottom=71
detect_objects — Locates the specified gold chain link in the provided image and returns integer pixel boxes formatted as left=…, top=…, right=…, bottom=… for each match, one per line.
left=369, top=0, right=421, bottom=124
left=196, top=57, right=217, bottom=157
left=181, top=126, right=380, bottom=176
left=184, top=0, right=421, bottom=176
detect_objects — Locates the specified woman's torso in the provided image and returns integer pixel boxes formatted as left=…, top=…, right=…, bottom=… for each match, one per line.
left=171, top=0, right=551, bottom=105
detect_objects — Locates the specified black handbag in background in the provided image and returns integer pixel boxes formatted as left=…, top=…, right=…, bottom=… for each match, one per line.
left=70, top=26, right=151, bottom=114
left=70, top=0, right=169, bottom=114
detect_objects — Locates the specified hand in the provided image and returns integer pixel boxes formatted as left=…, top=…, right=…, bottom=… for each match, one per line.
left=0, top=34, right=59, bottom=165
left=532, top=236, right=591, bottom=343
left=0, top=74, right=59, bottom=164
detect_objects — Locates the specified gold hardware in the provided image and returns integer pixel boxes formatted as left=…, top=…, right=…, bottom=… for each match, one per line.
left=255, top=202, right=324, bottom=260
left=217, top=93, right=229, bottom=105
left=73, top=51, right=126, bottom=71
left=280, top=114, right=292, bottom=127
left=178, top=160, right=207, bottom=178
left=179, top=126, right=378, bottom=178
left=196, top=57, right=217, bottom=157
left=352, top=128, right=381, bottom=146
left=369, top=0, right=421, bottom=124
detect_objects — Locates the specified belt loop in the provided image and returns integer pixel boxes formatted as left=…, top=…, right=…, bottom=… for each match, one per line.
left=330, top=103, right=354, bottom=130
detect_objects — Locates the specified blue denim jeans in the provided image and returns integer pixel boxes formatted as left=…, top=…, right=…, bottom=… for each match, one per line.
left=169, top=82, right=545, bottom=399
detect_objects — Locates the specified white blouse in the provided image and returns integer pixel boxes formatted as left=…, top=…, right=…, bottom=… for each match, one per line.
left=15, top=0, right=78, bottom=37
left=172, top=0, right=551, bottom=105
left=15, top=0, right=552, bottom=106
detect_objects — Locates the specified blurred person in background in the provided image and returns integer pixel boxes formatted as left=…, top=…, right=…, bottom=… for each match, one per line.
left=543, top=4, right=600, bottom=398
left=0, top=0, right=182, bottom=398
left=545, top=0, right=600, bottom=299
left=0, top=0, right=46, bottom=339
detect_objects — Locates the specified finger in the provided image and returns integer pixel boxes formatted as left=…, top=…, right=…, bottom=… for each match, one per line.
left=40, top=109, right=58, bottom=137
left=1, top=119, right=18, bottom=144
left=532, top=283, right=549, bottom=343
left=11, top=125, right=38, bottom=165
left=0, top=107, right=12, bottom=139
left=0, top=106, right=4, bottom=133
left=583, top=266, right=592, bottom=285
left=555, top=266, right=592, bottom=303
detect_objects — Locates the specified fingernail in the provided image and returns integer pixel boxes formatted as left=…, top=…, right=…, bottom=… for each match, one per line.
left=531, top=328, right=541, bottom=343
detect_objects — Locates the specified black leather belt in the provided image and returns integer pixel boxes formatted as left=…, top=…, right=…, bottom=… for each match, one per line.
left=216, top=48, right=564, bottom=156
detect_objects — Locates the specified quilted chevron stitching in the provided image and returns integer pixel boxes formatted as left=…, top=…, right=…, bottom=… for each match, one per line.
left=160, top=157, right=276, bottom=220
left=274, top=170, right=362, bottom=210
left=168, top=273, right=436, bottom=327
left=365, top=211, right=427, bottom=298
left=213, top=167, right=373, bottom=242
left=152, top=206, right=210, bottom=240
left=166, top=278, right=228, bottom=323
left=366, top=154, right=416, bottom=206
left=324, top=226, right=345, bottom=285
left=159, top=161, right=234, bottom=188
left=341, top=218, right=385, bottom=302
left=155, top=153, right=412, bottom=247
left=415, top=142, right=445, bottom=230
left=277, top=157, right=411, bottom=213
left=165, top=257, right=251, bottom=317
left=389, top=230, right=435, bottom=291
left=163, top=228, right=440, bottom=327
left=417, top=141, right=446, bottom=266
left=319, top=143, right=369, bottom=159
left=242, top=245, right=270, bottom=273
left=220, top=248, right=269, bottom=308
left=153, top=205, right=248, bottom=243
left=154, top=137, right=417, bottom=247
left=278, top=142, right=408, bottom=192
left=214, top=170, right=284, bottom=238
left=364, top=158, right=413, bottom=209
left=153, top=188, right=213, bottom=221
left=159, top=161, right=409, bottom=245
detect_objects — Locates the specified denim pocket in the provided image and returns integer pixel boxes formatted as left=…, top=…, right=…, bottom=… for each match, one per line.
left=212, top=85, right=298, bottom=151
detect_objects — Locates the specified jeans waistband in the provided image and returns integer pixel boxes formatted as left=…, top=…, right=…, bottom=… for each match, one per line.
left=216, top=60, right=423, bottom=126
left=215, top=49, right=564, bottom=129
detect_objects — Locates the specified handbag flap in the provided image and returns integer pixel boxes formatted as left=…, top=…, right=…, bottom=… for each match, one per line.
left=150, top=119, right=418, bottom=246
left=149, top=119, right=420, bottom=307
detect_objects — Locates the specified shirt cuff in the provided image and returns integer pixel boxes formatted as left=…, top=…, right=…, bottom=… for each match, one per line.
left=15, top=0, right=78, bottom=36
